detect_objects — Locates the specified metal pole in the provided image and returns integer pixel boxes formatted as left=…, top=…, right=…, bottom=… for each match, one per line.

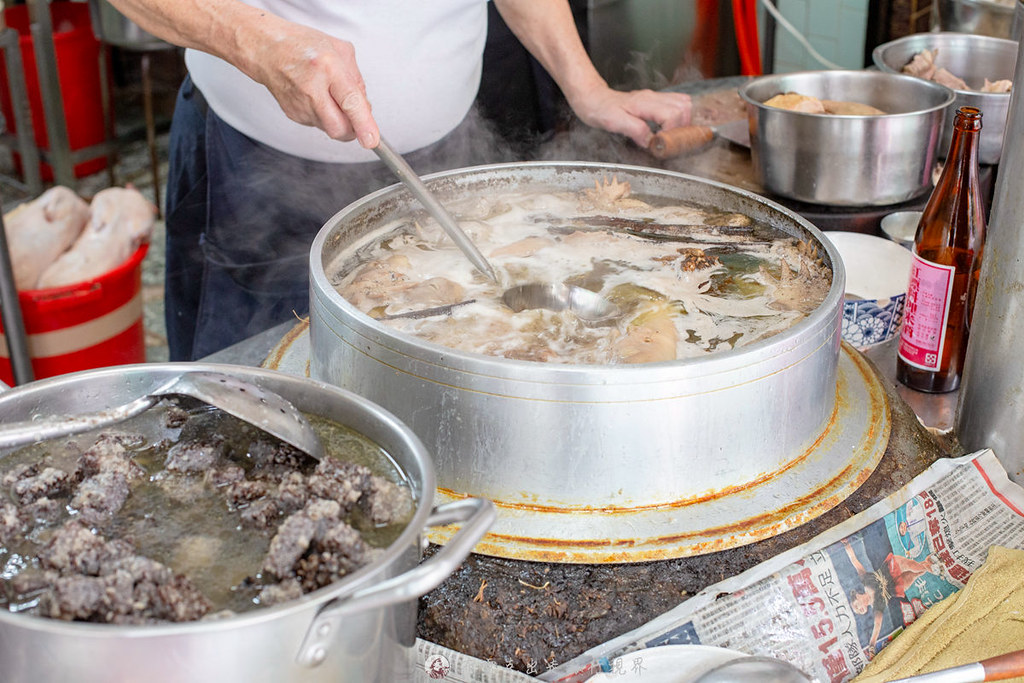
left=955, top=10, right=1024, bottom=484
left=26, top=0, right=75, bottom=187
left=141, top=51, right=163, bottom=218
left=0, top=27, right=42, bottom=196
left=0, top=201, right=34, bottom=385
left=98, top=40, right=117, bottom=188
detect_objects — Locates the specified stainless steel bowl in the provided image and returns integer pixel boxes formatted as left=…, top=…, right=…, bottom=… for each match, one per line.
left=740, top=70, right=954, bottom=206
left=933, top=0, right=1017, bottom=38
left=873, top=32, right=1018, bottom=164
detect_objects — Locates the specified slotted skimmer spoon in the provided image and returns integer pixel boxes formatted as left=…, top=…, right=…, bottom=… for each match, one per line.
left=0, top=371, right=325, bottom=459
left=373, top=137, right=620, bottom=322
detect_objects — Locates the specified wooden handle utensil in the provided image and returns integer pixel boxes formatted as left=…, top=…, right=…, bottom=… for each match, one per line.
left=889, top=648, right=1024, bottom=682
left=648, top=125, right=714, bottom=159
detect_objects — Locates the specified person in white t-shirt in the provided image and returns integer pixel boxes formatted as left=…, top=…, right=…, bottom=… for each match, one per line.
left=108, top=0, right=693, bottom=360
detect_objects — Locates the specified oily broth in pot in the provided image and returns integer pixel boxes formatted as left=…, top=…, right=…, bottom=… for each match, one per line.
left=328, top=178, right=833, bottom=364
left=0, top=402, right=414, bottom=621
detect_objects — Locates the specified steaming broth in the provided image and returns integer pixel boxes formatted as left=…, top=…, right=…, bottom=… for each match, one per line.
left=329, top=178, right=832, bottom=364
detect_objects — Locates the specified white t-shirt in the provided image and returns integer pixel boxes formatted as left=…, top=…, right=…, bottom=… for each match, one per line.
left=186, top=0, right=488, bottom=163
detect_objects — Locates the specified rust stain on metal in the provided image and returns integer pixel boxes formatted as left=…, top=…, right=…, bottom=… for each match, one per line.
left=263, top=318, right=311, bottom=375
left=429, top=344, right=891, bottom=564
left=442, top=345, right=885, bottom=516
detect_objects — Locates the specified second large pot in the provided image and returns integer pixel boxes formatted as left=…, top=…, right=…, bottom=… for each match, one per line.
left=0, top=363, right=494, bottom=683
left=310, top=163, right=845, bottom=518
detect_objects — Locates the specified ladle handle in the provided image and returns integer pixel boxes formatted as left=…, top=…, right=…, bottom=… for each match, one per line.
left=0, top=395, right=157, bottom=451
left=981, top=649, right=1024, bottom=680
left=649, top=125, right=714, bottom=158
left=889, top=648, right=1024, bottom=682
left=373, top=137, right=497, bottom=282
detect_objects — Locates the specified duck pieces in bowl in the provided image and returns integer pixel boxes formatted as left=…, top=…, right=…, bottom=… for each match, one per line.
left=740, top=70, right=955, bottom=206
left=873, top=32, right=1018, bottom=164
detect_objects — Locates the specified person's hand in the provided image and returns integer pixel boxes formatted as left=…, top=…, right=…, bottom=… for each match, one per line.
left=568, top=86, right=692, bottom=148
left=247, top=20, right=380, bottom=148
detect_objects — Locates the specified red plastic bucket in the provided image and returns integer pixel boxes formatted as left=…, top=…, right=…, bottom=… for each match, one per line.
left=0, top=244, right=148, bottom=385
left=0, top=2, right=108, bottom=180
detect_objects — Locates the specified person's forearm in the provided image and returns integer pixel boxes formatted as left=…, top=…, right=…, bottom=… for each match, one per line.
left=107, top=0, right=287, bottom=84
left=491, top=0, right=605, bottom=108
left=495, top=0, right=690, bottom=147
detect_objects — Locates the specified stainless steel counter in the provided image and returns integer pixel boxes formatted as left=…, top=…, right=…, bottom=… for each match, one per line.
left=861, top=336, right=959, bottom=436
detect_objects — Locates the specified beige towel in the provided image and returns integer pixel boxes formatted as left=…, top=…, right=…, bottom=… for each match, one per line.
left=853, top=545, right=1024, bottom=682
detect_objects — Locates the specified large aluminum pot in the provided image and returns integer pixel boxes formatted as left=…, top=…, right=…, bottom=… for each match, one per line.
left=741, top=70, right=954, bottom=206
left=309, top=162, right=845, bottom=514
left=873, top=32, right=1018, bottom=164
left=0, top=363, right=494, bottom=683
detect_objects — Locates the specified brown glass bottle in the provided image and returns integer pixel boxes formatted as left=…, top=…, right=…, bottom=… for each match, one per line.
left=896, top=106, right=986, bottom=393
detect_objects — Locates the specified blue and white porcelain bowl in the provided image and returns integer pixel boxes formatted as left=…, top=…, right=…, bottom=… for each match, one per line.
left=824, top=231, right=914, bottom=349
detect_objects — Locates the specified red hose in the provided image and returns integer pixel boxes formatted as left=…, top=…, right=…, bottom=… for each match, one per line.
left=691, top=0, right=720, bottom=77
left=732, top=0, right=762, bottom=76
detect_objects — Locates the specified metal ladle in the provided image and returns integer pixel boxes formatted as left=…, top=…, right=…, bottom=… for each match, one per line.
left=373, top=137, right=620, bottom=322
left=0, top=371, right=325, bottom=460
left=693, top=656, right=812, bottom=683
left=502, top=282, right=620, bottom=323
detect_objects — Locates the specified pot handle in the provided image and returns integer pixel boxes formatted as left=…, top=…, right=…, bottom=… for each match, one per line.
left=296, top=496, right=496, bottom=668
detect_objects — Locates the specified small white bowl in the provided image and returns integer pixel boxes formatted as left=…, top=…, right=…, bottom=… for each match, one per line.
left=880, top=210, right=922, bottom=250
left=825, top=231, right=914, bottom=349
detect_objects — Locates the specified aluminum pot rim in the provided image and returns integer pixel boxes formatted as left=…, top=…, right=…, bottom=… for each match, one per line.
left=739, top=68, right=958, bottom=117
left=0, top=362, right=436, bottom=637
left=309, top=161, right=846, bottom=379
left=872, top=32, right=1019, bottom=97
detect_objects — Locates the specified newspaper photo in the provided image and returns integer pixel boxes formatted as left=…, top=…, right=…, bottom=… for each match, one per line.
left=537, top=449, right=1024, bottom=682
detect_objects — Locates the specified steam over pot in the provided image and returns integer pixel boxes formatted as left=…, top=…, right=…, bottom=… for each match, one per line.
left=873, top=32, right=1017, bottom=165
left=308, top=163, right=846, bottom=529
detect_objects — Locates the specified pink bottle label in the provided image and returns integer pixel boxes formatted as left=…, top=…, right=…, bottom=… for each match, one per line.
left=899, top=254, right=955, bottom=371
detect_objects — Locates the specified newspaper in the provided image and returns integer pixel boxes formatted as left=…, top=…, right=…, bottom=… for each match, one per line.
left=410, top=638, right=538, bottom=682
left=537, top=449, right=1024, bottom=682
left=407, top=449, right=1024, bottom=682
